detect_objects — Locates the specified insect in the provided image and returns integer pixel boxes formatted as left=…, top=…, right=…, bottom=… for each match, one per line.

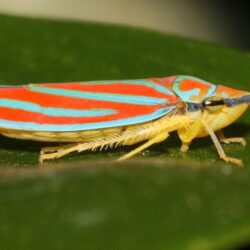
left=0, top=75, right=249, bottom=165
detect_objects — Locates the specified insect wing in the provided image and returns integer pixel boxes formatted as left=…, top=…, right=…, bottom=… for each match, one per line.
left=0, top=77, right=178, bottom=131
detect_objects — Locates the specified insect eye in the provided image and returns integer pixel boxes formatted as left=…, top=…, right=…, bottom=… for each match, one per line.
left=202, top=97, right=225, bottom=112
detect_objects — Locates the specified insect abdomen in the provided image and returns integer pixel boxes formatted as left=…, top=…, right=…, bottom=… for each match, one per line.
left=0, top=127, right=124, bottom=142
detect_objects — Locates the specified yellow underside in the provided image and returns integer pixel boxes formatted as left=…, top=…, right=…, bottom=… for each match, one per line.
left=197, top=103, right=249, bottom=137
left=0, top=112, right=191, bottom=144
left=178, top=103, right=248, bottom=143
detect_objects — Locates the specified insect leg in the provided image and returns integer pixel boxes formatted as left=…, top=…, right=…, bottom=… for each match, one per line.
left=178, top=118, right=202, bottom=154
left=201, top=120, right=243, bottom=166
left=216, top=130, right=246, bottom=146
left=41, top=143, right=79, bottom=154
left=39, top=132, right=126, bottom=163
left=180, top=141, right=191, bottom=153
left=39, top=142, right=95, bottom=163
left=117, top=131, right=169, bottom=161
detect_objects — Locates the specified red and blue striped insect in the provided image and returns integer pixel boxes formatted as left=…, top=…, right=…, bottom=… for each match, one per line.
left=0, top=75, right=249, bottom=165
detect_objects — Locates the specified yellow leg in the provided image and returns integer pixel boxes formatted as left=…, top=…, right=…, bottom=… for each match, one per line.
left=217, top=130, right=246, bottom=146
left=39, top=131, right=169, bottom=163
left=180, top=141, right=191, bottom=153
left=41, top=143, right=78, bottom=154
left=117, top=132, right=169, bottom=161
left=178, top=117, right=202, bottom=151
left=39, top=143, right=92, bottom=163
left=178, top=118, right=202, bottom=154
left=202, top=120, right=243, bottom=167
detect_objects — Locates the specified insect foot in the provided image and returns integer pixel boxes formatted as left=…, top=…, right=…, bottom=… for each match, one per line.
left=220, top=156, right=243, bottom=167
left=217, top=130, right=247, bottom=146
left=220, top=137, right=246, bottom=146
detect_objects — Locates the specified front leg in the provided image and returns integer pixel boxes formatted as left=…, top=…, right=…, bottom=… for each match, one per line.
left=216, top=130, right=246, bottom=146
left=202, top=121, right=243, bottom=167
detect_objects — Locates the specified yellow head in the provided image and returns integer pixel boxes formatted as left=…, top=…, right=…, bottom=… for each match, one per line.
left=200, top=84, right=249, bottom=135
left=172, top=76, right=250, bottom=137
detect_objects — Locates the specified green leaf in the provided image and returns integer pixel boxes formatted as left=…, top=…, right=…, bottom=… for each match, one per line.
left=0, top=14, right=250, bottom=250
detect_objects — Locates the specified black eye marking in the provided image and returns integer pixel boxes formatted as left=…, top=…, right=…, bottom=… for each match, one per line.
left=203, top=99, right=225, bottom=107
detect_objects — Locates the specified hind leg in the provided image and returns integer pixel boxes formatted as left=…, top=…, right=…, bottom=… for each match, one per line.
left=40, top=143, right=78, bottom=154
left=117, top=132, right=169, bottom=161
left=39, top=143, right=82, bottom=163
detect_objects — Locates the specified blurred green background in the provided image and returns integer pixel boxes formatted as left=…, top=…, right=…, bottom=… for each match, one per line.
left=0, top=6, right=250, bottom=250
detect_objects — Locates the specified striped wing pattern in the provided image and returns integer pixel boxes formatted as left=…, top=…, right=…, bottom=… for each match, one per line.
left=0, top=77, right=178, bottom=131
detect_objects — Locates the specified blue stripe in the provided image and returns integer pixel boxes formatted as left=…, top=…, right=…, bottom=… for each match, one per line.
left=206, top=84, right=217, bottom=97
left=1, top=79, right=175, bottom=96
left=0, top=106, right=176, bottom=131
left=29, top=86, right=168, bottom=106
left=0, top=98, right=116, bottom=117
left=224, top=95, right=250, bottom=107
left=173, top=75, right=216, bottom=102
left=86, top=79, right=175, bottom=96
left=173, top=82, right=200, bottom=101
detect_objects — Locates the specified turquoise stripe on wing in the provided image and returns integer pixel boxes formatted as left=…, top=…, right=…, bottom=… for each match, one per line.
left=0, top=106, right=176, bottom=131
left=29, top=86, right=168, bottom=106
left=0, top=99, right=116, bottom=117
left=85, top=79, right=174, bottom=96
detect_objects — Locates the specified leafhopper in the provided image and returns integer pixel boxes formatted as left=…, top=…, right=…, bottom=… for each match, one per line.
left=0, top=75, right=249, bottom=165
